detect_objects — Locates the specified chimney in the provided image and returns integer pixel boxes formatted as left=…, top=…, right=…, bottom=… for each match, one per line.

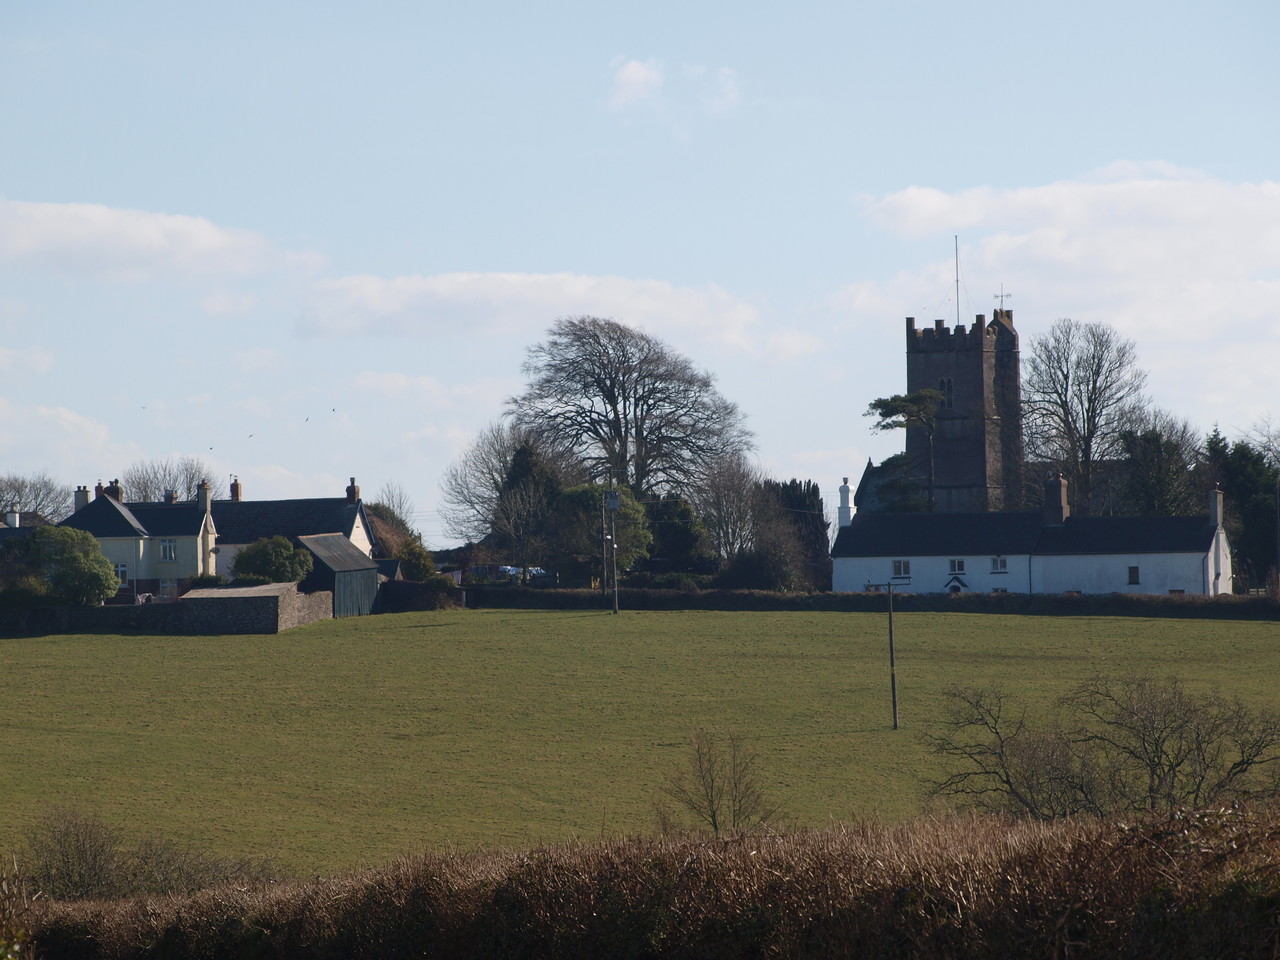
left=346, top=476, right=360, bottom=504
left=5, top=504, right=17, bottom=529
left=105, top=479, right=123, bottom=503
left=197, top=479, right=212, bottom=515
left=838, top=476, right=852, bottom=527
left=1209, top=483, right=1224, bottom=528
left=164, top=489, right=177, bottom=505
left=74, top=486, right=91, bottom=512
left=230, top=476, right=242, bottom=502
left=1043, top=473, right=1069, bottom=525
left=94, top=480, right=105, bottom=500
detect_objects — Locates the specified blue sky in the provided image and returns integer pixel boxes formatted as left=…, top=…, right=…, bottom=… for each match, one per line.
left=3, top=1, right=1277, bottom=544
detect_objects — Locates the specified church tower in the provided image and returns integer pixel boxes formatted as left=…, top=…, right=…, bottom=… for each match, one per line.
left=904, top=308, right=1022, bottom=512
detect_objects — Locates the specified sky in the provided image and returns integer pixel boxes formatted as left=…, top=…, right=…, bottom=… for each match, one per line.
left=2, top=1, right=1278, bottom=546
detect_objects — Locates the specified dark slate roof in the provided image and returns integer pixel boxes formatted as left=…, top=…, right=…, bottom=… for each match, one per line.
left=60, top=497, right=208, bottom=538
left=832, top=511, right=1044, bottom=558
left=1035, top=516, right=1217, bottom=556
left=60, top=496, right=151, bottom=538
left=297, top=533, right=378, bottom=573
left=376, top=557, right=403, bottom=580
left=832, top=511, right=1218, bottom=558
left=211, top=498, right=362, bottom=545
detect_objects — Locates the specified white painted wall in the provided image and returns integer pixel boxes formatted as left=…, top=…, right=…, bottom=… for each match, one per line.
left=833, top=555, right=1032, bottom=594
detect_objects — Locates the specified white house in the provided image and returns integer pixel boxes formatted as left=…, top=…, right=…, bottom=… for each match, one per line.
left=831, top=475, right=1233, bottom=597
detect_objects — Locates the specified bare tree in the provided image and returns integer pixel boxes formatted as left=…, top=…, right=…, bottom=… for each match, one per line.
left=927, top=676, right=1280, bottom=819
left=1023, top=319, right=1148, bottom=515
left=368, top=481, right=417, bottom=537
left=509, top=316, right=753, bottom=497
left=689, top=453, right=767, bottom=559
left=120, top=457, right=223, bottom=502
left=1246, top=415, right=1280, bottom=469
left=439, top=421, right=585, bottom=544
left=1117, top=407, right=1202, bottom=516
left=0, top=471, right=72, bottom=521
left=659, top=728, right=781, bottom=836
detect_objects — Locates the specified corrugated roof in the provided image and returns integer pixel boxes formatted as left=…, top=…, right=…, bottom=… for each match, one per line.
left=297, top=533, right=378, bottom=573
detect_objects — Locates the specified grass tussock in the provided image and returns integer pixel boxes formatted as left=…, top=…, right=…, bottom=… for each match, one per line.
left=24, top=807, right=1280, bottom=959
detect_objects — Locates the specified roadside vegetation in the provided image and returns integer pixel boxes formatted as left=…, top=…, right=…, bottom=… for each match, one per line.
left=13, top=807, right=1280, bottom=958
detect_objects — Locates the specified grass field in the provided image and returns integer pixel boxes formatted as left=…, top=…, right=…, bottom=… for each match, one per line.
left=3, top=608, right=1277, bottom=873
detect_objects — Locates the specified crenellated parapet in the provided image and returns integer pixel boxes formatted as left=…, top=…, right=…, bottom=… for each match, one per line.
left=906, top=309, right=1017, bottom=353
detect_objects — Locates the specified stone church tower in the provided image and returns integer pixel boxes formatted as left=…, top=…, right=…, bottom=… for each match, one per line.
left=904, top=308, right=1023, bottom=512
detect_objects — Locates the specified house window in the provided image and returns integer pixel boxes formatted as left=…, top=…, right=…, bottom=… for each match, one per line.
left=892, top=560, right=911, bottom=578
left=113, top=563, right=128, bottom=585
left=990, top=556, right=1007, bottom=573
left=159, top=538, right=177, bottom=562
left=158, top=579, right=177, bottom=600
left=949, top=559, right=965, bottom=574
left=1128, top=566, right=1140, bottom=585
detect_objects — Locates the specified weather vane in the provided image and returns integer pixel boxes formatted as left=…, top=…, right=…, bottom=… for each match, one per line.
left=994, top=285, right=1013, bottom=309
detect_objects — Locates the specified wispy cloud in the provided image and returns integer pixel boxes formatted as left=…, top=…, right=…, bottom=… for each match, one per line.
left=609, top=57, right=663, bottom=109
left=0, top=345, right=53, bottom=374
left=0, top=200, right=319, bottom=282
left=609, top=57, right=742, bottom=122
left=843, top=167, right=1280, bottom=428
left=299, top=270, right=765, bottom=350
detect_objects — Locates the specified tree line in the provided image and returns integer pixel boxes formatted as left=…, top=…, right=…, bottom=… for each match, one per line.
left=440, top=316, right=831, bottom=591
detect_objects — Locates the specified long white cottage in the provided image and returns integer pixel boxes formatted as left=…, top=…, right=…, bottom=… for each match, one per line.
left=831, top=474, right=1233, bottom=596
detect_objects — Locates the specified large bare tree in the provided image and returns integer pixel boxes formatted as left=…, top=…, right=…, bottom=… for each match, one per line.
left=120, top=457, right=223, bottom=502
left=0, top=471, right=73, bottom=522
left=1023, top=319, right=1148, bottom=514
left=439, top=420, right=586, bottom=544
left=509, top=317, right=753, bottom=497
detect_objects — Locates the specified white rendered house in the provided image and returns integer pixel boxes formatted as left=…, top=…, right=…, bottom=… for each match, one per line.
left=831, top=475, right=1233, bottom=597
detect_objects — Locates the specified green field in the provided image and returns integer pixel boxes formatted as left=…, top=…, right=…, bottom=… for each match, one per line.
left=2, top=609, right=1276, bottom=872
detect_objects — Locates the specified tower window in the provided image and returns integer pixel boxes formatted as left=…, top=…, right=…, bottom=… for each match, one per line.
left=937, top=378, right=954, bottom=408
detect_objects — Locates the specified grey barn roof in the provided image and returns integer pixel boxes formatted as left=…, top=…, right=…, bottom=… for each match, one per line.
left=297, top=533, right=378, bottom=573
left=832, top=511, right=1219, bottom=559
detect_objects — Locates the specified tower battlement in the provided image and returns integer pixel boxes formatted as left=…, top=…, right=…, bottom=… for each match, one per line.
left=906, top=309, right=1015, bottom=353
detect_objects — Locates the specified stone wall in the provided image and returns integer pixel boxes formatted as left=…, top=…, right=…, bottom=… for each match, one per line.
left=0, top=584, right=336, bottom=636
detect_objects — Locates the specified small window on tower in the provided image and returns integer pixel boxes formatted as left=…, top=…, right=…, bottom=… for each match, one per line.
left=937, top=378, right=955, bottom=409
left=1128, top=566, right=1140, bottom=585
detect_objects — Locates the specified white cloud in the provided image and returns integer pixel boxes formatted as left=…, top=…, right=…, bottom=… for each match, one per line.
left=0, top=345, right=53, bottom=374
left=842, top=167, right=1280, bottom=434
left=352, top=371, right=519, bottom=410
left=609, top=58, right=663, bottom=109
left=300, top=270, right=764, bottom=350
left=698, top=66, right=740, bottom=114
left=0, top=200, right=318, bottom=282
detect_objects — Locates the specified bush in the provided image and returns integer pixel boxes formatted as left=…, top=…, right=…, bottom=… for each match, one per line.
left=231, top=536, right=313, bottom=583
left=20, top=808, right=281, bottom=901
left=186, top=573, right=227, bottom=590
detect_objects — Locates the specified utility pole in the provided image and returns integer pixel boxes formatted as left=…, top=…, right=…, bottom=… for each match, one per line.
left=866, top=579, right=909, bottom=729
left=607, top=485, right=620, bottom=614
